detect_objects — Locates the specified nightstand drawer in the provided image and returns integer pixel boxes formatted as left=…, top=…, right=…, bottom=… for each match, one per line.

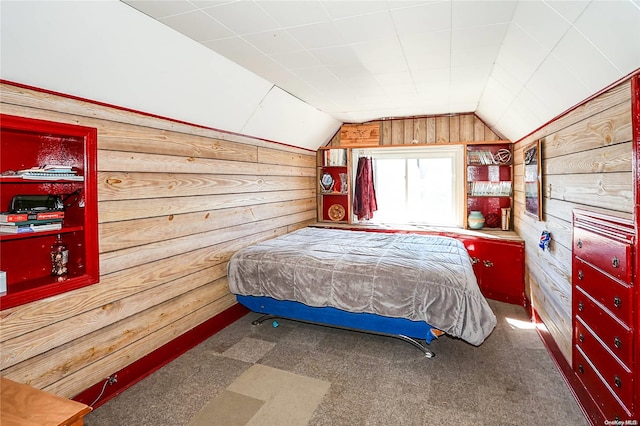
left=575, top=346, right=633, bottom=421
left=573, top=258, right=633, bottom=326
left=574, top=227, right=632, bottom=283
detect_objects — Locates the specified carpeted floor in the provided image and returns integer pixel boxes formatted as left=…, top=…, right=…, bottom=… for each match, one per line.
left=84, top=300, right=587, bottom=425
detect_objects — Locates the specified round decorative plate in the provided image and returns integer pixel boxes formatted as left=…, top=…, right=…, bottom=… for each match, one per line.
left=328, top=204, right=346, bottom=221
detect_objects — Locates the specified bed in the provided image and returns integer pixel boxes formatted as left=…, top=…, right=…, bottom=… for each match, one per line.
left=227, top=227, right=497, bottom=357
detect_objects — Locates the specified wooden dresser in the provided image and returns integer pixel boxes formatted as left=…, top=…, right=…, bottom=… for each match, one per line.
left=572, top=209, right=636, bottom=422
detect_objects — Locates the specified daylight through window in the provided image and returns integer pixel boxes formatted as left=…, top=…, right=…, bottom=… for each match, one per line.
left=352, top=146, right=464, bottom=227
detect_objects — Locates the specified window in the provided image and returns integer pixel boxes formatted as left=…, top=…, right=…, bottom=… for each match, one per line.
left=352, top=146, right=464, bottom=227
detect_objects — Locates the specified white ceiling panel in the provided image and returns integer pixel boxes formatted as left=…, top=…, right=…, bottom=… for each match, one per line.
left=124, top=0, right=197, bottom=17
left=242, top=86, right=341, bottom=151
left=202, top=1, right=280, bottom=34
left=8, top=0, right=637, bottom=149
left=511, top=1, right=574, bottom=51
left=242, top=29, right=302, bottom=55
left=116, top=0, right=639, bottom=145
left=575, top=1, right=640, bottom=73
left=495, top=25, right=549, bottom=85
left=333, top=10, right=397, bottom=44
left=526, top=55, right=592, bottom=115
left=390, top=1, right=453, bottom=36
left=258, top=0, right=331, bottom=27
left=551, top=28, right=622, bottom=92
left=451, top=0, right=517, bottom=28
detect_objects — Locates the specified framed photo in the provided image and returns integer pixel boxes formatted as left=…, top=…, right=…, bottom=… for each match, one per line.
left=524, top=140, right=542, bottom=220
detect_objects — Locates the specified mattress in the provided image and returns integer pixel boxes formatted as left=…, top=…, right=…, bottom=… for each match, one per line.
left=227, top=227, right=496, bottom=345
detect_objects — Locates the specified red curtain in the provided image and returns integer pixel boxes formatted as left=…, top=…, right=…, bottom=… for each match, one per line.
left=353, top=156, right=377, bottom=220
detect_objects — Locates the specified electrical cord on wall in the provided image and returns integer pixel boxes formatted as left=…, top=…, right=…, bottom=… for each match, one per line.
left=89, top=375, right=117, bottom=407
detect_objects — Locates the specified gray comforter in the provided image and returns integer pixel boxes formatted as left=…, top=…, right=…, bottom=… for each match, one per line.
left=227, top=227, right=496, bottom=345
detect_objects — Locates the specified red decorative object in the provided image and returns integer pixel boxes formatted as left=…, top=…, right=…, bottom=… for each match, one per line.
left=485, top=213, right=500, bottom=228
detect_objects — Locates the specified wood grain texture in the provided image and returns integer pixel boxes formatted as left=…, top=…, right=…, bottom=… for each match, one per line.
left=1, top=377, right=91, bottom=426
left=0, top=83, right=316, bottom=399
left=513, top=78, right=633, bottom=365
left=97, top=171, right=315, bottom=201
left=339, top=123, right=380, bottom=146
left=335, top=113, right=502, bottom=147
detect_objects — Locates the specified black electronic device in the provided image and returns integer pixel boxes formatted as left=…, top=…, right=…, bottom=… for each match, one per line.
left=9, top=194, right=64, bottom=213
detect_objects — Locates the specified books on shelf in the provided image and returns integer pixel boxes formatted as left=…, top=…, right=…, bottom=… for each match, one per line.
left=0, top=211, right=64, bottom=223
left=0, top=221, right=63, bottom=234
left=323, top=149, right=347, bottom=167
left=15, top=165, right=84, bottom=181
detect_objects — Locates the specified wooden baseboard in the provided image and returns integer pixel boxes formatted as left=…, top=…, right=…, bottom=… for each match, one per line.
left=530, top=306, right=602, bottom=426
left=72, top=303, right=248, bottom=409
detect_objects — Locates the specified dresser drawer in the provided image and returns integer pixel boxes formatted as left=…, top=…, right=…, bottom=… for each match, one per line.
left=575, top=316, right=633, bottom=370
left=574, top=317, right=634, bottom=409
left=574, top=346, right=633, bottom=421
left=573, top=258, right=633, bottom=326
left=574, top=227, right=632, bottom=283
left=574, top=288, right=633, bottom=362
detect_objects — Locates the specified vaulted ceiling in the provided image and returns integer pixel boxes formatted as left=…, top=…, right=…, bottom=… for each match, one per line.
left=123, top=0, right=640, bottom=143
left=1, top=1, right=639, bottom=150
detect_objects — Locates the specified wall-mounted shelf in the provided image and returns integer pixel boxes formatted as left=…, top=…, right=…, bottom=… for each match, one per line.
left=0, top=114, right=99, bottom=310
left=317, top=148, right=351, bottom=223
left=465, top=143, right=513, bottom=230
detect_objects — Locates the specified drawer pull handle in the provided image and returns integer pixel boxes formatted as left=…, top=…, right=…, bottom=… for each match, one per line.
left=612, top=256, right=620, bottom=268
left=614, top=375, right=622, bottom=388
left=578, top=301, right=584, bottom=312
left=614, top=337, right=622, bottom=348
left=579, top=333, right=584, bottom=343
left=578, top=364, right=584, bottom=374
left=483, top=260, right=494, bottom=268
left=577, top=239, right=583, bottom=248
left=613, top=297, right=622, bottom=308
left=578, top=270, right=584, bottom=280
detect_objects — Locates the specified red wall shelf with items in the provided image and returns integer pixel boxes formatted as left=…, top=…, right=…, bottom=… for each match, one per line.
left=466, top=143, right=513, bottom=230
left=0, top=114, right=99, bottom=310
left=317, top=148, right=351, bottom=223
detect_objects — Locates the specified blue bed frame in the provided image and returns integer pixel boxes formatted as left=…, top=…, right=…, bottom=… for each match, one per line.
left=236, top=295, right=437, bottom=357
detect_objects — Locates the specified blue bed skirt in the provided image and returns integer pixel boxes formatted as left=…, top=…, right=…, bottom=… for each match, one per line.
left=236, top=295, right=438, bottom=345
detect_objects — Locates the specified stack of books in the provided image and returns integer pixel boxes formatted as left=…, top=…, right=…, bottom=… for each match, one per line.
left=17, top=165, right=83, bottom=181
left=0, top=211, right=64, bottom=234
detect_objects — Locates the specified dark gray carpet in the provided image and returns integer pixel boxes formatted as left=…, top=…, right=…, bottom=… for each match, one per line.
left=85, top=300, right=587, bottom=425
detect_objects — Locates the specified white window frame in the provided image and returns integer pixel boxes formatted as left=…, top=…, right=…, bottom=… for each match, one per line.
left=351, top=145, right=464, bottom=227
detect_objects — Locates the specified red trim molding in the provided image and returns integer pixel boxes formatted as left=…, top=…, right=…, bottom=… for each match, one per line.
left=72, top=303, right=248, bottom=409
left=531, top=307, right=601, bottom=426
left=632, top=73, right=640, bottom=426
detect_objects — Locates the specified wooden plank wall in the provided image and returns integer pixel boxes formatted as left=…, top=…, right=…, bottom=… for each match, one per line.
left=0, top=82, right=317, bottom=398
left=327, top=113, right=502, bottom=146
left=513, top=80, right=634, bottom=363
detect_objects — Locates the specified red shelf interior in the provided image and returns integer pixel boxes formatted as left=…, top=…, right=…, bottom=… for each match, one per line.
left=0, top=114, right=98, bottom=310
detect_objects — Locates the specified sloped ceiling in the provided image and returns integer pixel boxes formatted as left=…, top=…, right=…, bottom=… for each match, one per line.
left=1, top=1, right=639, bottom=150
left=122, top=0, right=640, bottom=144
